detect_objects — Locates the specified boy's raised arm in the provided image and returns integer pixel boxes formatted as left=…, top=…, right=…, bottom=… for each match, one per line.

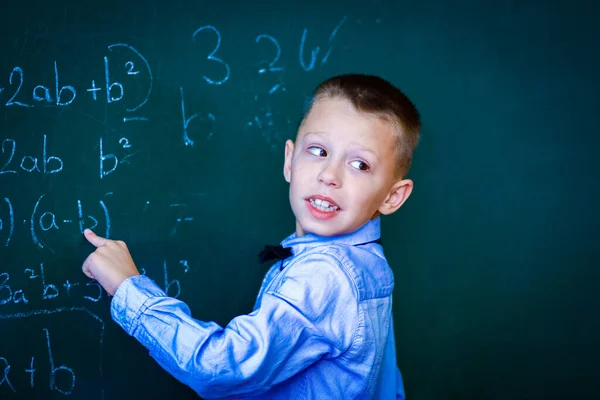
left=113, top=255, right=357, bottom=398
left=82, top=231, right=359, bottom=398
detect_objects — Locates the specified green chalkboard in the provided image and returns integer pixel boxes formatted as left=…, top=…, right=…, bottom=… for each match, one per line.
left=0, top=0, right=598, bottom=399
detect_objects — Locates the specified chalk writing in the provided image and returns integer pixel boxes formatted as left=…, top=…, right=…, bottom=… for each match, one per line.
left=164, top=259, right=191, bottom=299
left=0, top=328, right=75, bottom=394
left=256, top=34, right=284, bottom=74
left=100, top=137, right=118, bottom=179
left=86, top=80, right=101, bottom=100
left=104, top=56, right=124, bottom=103
left=22, top=194, right=112, bottom=249
left=0, top=273, right=17, bottom=306
left=192, top=25, right=230, bottom=85
left=54, top=62, right=77, bottom=106
left=5, top=67, right=32, bottom=107
left=5, top=63, right=77, bottom=107
left=0, top=15, right=352, bottom=396
left=0, top=198, right=14, bottom=247
left=1, top=44, right=151, bottom=110
left=0, top=356, right=15, bottom=392
left=0, top=136, right=63, bottom=176
left=169, top=203, right=195, bottom=236
left=180, top=87, right=215, bottom=146
left=299, top=16, right=347, bottom=71
left=107, top=43, right=153, bottom=112
left=122, top=117, right=148, bottom=123
left=0, top=19, right=350, bottom=150
left=0, top=254, right=192, bottom=307
left=1, top=268, right=102, bottom=306
left=180, top=260, right=190, bottom=273
left=44, top=328, right=76, bottom=395
left=0, top=308, right=105, bottom=398
left=118, top=138, right=131, bottom=149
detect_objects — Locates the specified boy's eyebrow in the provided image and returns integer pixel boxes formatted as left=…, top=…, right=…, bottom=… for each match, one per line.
left=303, top=132, right=379, bottom=157
left=347, top=142, right=379, bottom=157
left=302, top=131, right=325, bottom=140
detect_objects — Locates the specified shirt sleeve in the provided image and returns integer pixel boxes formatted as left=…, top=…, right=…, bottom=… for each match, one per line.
left=110, top=253, right=359, bottom=398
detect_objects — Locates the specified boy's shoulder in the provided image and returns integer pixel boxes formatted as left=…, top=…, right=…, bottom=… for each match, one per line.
left=285, top=242, right=395, bottom=301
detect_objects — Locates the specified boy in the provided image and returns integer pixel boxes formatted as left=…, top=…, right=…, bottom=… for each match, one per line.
left=82, top=74, right=420, bottom=399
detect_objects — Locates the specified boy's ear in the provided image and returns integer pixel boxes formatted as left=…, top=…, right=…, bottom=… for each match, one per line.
left=283, top=139, right=295, bottom=183
left=378, top=179, right=414, bottom=215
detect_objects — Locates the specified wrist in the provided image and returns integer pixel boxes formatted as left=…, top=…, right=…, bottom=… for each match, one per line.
left=109, top=272, right=140, bottom=296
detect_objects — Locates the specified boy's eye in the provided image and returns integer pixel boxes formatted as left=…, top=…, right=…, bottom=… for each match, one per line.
left=308, top=146, right=327, bottom=157
left=350, top=160, right=370, bottom=172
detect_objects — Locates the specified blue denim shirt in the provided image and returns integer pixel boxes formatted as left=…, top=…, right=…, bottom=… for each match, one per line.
left=111, top=217, right=405, bottom=399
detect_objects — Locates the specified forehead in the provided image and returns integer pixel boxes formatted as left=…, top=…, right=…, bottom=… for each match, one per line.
left=299, top=97, right=398, bottom=156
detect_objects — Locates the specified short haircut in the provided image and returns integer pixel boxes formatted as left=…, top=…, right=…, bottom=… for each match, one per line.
left=302, top=74, right=421, bottom=179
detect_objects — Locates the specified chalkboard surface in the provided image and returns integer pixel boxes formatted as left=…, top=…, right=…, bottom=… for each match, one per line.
left=0, top=0, right=598, bottom=399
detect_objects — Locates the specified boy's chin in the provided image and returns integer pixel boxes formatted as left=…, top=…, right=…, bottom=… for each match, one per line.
left=297, top=218, right=350, bottom=237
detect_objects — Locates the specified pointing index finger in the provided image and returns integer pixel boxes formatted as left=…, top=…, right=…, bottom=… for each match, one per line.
left=84, top=229, right=108, bottom=248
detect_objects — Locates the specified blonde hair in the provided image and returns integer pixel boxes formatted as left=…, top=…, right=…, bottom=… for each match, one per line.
left=304, top=74, right=421, bottom=178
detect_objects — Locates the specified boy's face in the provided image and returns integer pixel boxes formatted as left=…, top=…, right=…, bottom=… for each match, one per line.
left=284, top=97, right=413, bottom=237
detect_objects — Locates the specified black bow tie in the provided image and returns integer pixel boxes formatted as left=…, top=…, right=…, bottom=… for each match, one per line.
left=258, top=237, right=382, bottom=265
left=258, top=244, right=293, bottom=264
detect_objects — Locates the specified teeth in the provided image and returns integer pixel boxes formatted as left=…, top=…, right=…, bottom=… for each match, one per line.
left=309, top=198, right=339, bottom=212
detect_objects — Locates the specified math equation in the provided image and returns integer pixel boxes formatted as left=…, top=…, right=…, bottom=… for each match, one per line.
left=0, top=14, right=352, bottom=398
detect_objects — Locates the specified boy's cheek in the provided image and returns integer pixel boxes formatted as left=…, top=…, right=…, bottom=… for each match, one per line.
left=291, top=163, right=310, bottom=179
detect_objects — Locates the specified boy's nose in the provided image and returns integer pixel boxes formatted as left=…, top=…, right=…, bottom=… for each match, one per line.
left=317, top=161, right=342, bottom=187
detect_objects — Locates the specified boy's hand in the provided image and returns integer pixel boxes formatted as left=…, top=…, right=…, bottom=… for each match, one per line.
left=82, top=229, right=140, bottom=296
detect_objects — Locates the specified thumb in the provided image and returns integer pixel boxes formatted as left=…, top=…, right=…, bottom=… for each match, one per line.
left=81, top=256, right=95, bottom=280
left=84, top=229, right=108, bottom=248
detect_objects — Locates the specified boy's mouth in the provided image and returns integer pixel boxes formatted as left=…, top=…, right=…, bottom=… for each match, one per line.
left=305, top=195, right=340, bottom=210
left=304, top=195, right=341, bottom=218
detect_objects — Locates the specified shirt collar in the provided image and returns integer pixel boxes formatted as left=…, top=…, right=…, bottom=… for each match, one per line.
left=281, top=217, right=381, bottom=255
